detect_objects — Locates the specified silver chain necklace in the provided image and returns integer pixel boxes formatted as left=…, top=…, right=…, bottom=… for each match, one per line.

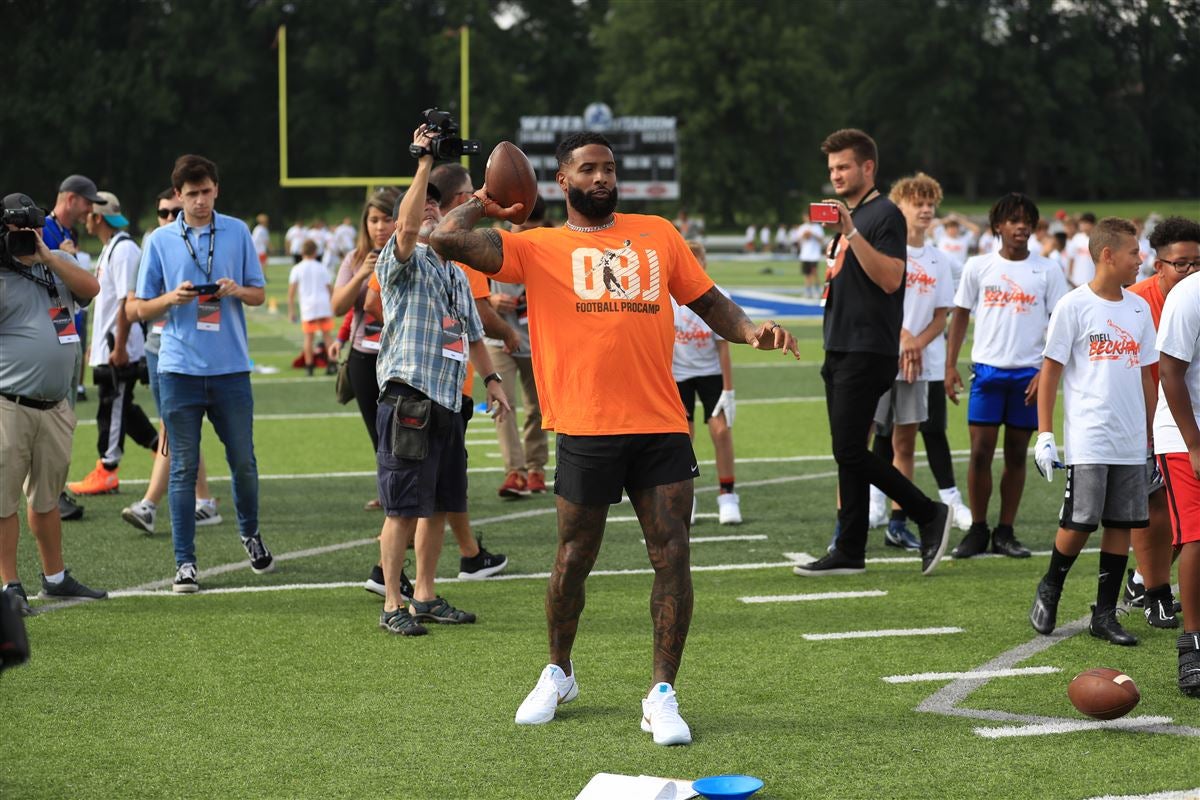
left=565, top=218, right=616, bottom=233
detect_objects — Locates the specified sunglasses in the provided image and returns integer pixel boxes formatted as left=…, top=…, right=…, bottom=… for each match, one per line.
left=157, top=207, right=183, bottom=220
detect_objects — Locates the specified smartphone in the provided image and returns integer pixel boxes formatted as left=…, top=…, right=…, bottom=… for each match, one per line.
left=809, top=202, right=841, bottom=224
left=191, top=283, right=221, bottom=295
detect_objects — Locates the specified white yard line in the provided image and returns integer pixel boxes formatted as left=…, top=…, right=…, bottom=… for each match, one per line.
left=1083, top=789, right=1200, bottom=800
left=802, top=627, right=963, bottom=641
left=783, top=548, right=1101, bottom=565
left=882, top=667, right=1060, bottom=684
left=739, top=590, right=886, bottom=604
left=974, top=716, right=1174, bottom=738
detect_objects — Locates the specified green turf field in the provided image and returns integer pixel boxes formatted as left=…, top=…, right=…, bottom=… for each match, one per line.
left=3, top=265, right=1196, bottom=800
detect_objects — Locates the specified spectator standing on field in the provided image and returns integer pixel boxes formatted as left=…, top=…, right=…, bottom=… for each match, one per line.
left=288, top=240, right=336, bottom=376
left=796, top=212, right=825, bottom=298
left=285, top=219, right=305, bottom=264
left=1066, top=212, right=1097, bottom=288
left=251, top=214, right=270, bottom=269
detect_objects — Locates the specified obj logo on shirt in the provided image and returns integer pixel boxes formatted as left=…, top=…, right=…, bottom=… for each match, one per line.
left=906, top=260, right=937, bottom=294
left=982, top=274, right=1037, bottom=312
left=572, top=242, right=663, bottom=314
left=1088, top=319, right=1141, bottom=368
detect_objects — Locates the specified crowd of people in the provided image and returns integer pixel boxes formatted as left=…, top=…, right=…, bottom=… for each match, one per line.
left=2, top=123, right=1198, bottom=749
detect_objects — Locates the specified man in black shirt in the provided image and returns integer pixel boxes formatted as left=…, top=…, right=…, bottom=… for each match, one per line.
left=794, top=129, right=951, bottom=578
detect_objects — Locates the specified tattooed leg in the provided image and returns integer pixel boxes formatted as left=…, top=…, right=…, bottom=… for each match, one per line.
left=547, top=497, right=609, bottom=676
left=630, top=479, right=694, bottom=687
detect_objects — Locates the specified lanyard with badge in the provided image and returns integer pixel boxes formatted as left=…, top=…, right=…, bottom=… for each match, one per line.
left=438, top=259, right=467, bottom=363
left=10, top=262, right=80, bottom=344
left=179, top=214, right=221, bottom=331
left=821, top=187, right=880, bottom=305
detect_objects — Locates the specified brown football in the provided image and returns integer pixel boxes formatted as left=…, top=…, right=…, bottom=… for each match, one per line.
left=1067, top=667, right=1140, bottom=720
left=484, top=141, right=537, bottom=225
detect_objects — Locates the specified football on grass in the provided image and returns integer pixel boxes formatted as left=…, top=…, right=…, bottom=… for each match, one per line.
left=484, top=141, right=537, bottom=225
left=1067, top=667, right=1140, bottom=720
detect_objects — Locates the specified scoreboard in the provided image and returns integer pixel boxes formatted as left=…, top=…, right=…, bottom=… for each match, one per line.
left=516, top=112, right=679, bottom=201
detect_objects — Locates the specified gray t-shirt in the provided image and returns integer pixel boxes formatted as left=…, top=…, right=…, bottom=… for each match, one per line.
left=0, top=252, right=84, bottom=401
left=133, top=229, right=162, bottom=354
left=484, top=279, right=531, bottom=357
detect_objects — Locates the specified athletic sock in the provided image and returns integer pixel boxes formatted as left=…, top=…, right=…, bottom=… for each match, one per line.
left=1096, top=551, right=1129, bottom=611
left=1044, top=546, right=1078, bottom=589
left=938, top=487, right=962, bottom=506
left=1131, top=569, right=1145, bottom=587
left=1146, top=583, right=1172, bottom=603
left=719, top=477, right=735, bottom=494
left=44, top=570, right=65, bottom=585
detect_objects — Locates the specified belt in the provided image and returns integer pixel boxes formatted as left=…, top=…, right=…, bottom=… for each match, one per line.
left=0, top=392, right=60, bottom=411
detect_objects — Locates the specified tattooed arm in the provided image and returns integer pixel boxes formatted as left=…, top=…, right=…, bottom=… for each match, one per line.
left=430, top=187, right=525, bottom=275
left=687, top=286, right=802, bottom=357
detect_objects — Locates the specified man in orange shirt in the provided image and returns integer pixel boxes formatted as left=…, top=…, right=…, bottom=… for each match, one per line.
left=431, top=132, right=800, bottom=745
left=1125, top=216, right=1200, bottom=626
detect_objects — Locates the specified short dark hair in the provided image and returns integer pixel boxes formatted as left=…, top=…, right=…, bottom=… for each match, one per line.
left=301, top=239, right=317, bottom=257
left=988, top=192, right=1039, bottom=233
left=821, top=128, right=878, bottom=168
left=171, top=155, right=219, bottom=191
left=556, top=132, right=612, bottom=168
left=156, top=187, right=176, bottom=203
left=1148, top=216, right=1200, bottom=251
left=1088, top=216, right=1137, bottom=262
left=1079, top=212, right=1097, bottom=225
left=430, top=163, right=471, bottom=207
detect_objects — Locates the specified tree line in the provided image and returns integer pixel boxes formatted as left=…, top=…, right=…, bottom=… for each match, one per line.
left=3, top=0, right=1197, bottom=230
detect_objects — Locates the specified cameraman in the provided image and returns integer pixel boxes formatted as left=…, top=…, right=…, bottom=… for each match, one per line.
left=0, top=193, right=107, bottom=615
left=68, top=191, right=159, bottom=496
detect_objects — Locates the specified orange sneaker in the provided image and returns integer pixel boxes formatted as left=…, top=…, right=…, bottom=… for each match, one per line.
left=68, top=460, right=119, bottom=495
left=527, top=470, right=547, bottom=494
left=498, top=470, right=530, bottom=499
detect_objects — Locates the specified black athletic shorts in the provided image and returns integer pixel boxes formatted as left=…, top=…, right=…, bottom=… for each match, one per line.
left=800, top=260, right=819, bottom=276
left=554, top=432, right=698, bottom=506
left=676, top=375, right=723, bottom=422
left=375, top=383, right=467, bottom=518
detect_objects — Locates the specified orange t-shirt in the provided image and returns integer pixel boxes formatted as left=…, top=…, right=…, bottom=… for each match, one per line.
left=1128, top=276, right=1166, bottom=384
left=493, top=213, right=714, bottom=435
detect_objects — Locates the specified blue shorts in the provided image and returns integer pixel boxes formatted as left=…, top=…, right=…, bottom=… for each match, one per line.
left=968, top=364, right=1038, bottom=429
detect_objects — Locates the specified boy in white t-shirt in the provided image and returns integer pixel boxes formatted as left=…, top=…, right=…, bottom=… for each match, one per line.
left=1066, top=212, right=1096, bottom=288
left=285, top=220, right=305, bottom=264
left=251, top=214, right=270, bottom=268
left=946, top=193, right=1069, bottom=560
left=288, top=240, right=335, bottom=376
left=673, top=242, right=740, bottom=525
left=1029, top=218, right=1158, bottom=646
left=796, top=214, right=825, bottom=297
left=1154, top=267, right=1200, bottom=695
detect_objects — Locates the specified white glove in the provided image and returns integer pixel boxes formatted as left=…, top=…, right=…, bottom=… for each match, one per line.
left=1034, top=432, right=1060, bottom=482
left=712, top=389, right=736, bottom=428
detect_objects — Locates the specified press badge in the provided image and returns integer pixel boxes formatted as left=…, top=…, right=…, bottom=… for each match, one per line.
left=196, top=293, right=221, bottom=332
left=440, top=316, right=467, bottom=362
left=49, top=307, right=80, bottom=344
left=360, top=313, right=383, bottom=352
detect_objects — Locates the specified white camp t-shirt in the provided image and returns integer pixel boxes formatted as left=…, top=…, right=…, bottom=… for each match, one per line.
left=89, top=233, right=145, bottom=366
left=251, top=224, right=269, bottom=257
left=305, top=227, right=330, bottom=257
left=977, top=231, right=999, bottom=255
left=285, top=224, right=305, bottom=256
left=1067, top=232, right=1095, bottom=287
left=333, top=223, right=356, bottom=257
left=955, top=250, right=1069, bottom=369
left=798, top=223, right=825, bottom=262
left=672, top=287, right=731, bottom=381
left=935, top=232, right=973, bottom=276
left=901, top=246, right=956, bottom=382
left=288, top=258, right=334, bottom=322
left=1043, top=285, right=1158, bottom=465
left=1153, top=272, right=1200, bottom=455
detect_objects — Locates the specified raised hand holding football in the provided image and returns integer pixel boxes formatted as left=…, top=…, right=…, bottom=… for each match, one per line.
left=484, top=141, right=537, bottom=225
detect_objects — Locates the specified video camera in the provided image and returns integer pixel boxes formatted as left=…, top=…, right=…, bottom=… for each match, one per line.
left=0, top=194, right=46, bottom=262
left=420, top=108, right=481, bottom=160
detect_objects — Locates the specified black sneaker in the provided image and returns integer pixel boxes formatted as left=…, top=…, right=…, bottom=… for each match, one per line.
left=1178, top=632, right=1200, bottom=697
left=58, top=491, right=84, bottom=521
left=1145, top=588, right=1180, bottom=629
left=379, top=607, right=427, bottom=636
left=952, top=522, right=990, bottom=559
left=363, top=564, right=414, bottom=602
left=173, top=562, right=200, bottom=593
left=1029, top=578, right=1062, bottom=635
left=38, top=569, right=106, bottom=600
left=410, top=595, right=476, bottom=624
left=1122, top=569, right=1145, bottom=608
left=1090, top=605, right=1138, bottom=646
left=793, top=548, right=865, bottom=577
left=458, top=537, right=508, bottom=579
left=990, top=525, right=1031, bottom=558
left=917, top=502, right=951, bottom=576
left=3, top=583, right=31, bottom=617
left=241, top=534, right=276, bottom=574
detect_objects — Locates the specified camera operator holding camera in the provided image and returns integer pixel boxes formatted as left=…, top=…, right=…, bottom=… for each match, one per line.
left=68, top=191, right=159, bottom=496
left=0, top=193, right=108, bottom=615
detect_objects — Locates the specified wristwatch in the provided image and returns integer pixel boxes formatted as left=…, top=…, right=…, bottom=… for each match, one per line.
left=409, top=143, right=431, bottom=159
left=483, top=372, right=503, bottom=386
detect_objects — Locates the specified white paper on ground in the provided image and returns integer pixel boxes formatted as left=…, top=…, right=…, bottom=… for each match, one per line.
left=575, top=772, right=698, bottom=800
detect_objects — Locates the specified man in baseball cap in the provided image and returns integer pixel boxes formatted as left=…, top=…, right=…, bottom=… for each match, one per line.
left=90, top=191, right=129, bottom=229
left=57, top=175, right=107, bottom=205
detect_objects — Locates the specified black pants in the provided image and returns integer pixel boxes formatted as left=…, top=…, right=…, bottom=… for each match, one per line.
left=95, top=370, right=157, bottom=468
left=823, top=351, right=936, bottom=558
left=872, top=380, right=957, bottom=491
left=347, top=348, right=380, bottom=451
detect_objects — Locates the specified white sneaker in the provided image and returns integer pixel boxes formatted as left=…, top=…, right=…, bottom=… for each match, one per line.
left=690, top=496, right=697, bottom=526
left=515, top=662, right=578, bottom=725
left=868, top=491, right=888, bottom=529
left=195, top=498, right=223, bottom=527
left=641, top=682, right=692, bottom=745
left=717, top=493, right=742, bottom=525
left=121, top=500, right=156, bottom=534
left=952, top=502, right=973, bottom=532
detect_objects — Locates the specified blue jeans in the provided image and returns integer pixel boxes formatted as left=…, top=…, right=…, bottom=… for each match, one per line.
left=158, top=372, right=258, bottom=565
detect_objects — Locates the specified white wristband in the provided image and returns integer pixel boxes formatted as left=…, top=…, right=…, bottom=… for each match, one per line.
left=844, top=228, right=859, bottom=242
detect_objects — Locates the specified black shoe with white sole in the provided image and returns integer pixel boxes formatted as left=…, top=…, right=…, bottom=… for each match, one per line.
left=917, top=502, right=951, bottom=576
left=458, top=537, right=508, bottom=579
left=363, top=564, right=414, bottom=602
left=951, top=522, right=990, bottom=559
left=793, top=548, right=865, bottom=577
left=241, top=534, right=275, bottom=574
left=1145, top=587, right=1180, bottom=629
left=173, top=562, right=200, bottom=593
